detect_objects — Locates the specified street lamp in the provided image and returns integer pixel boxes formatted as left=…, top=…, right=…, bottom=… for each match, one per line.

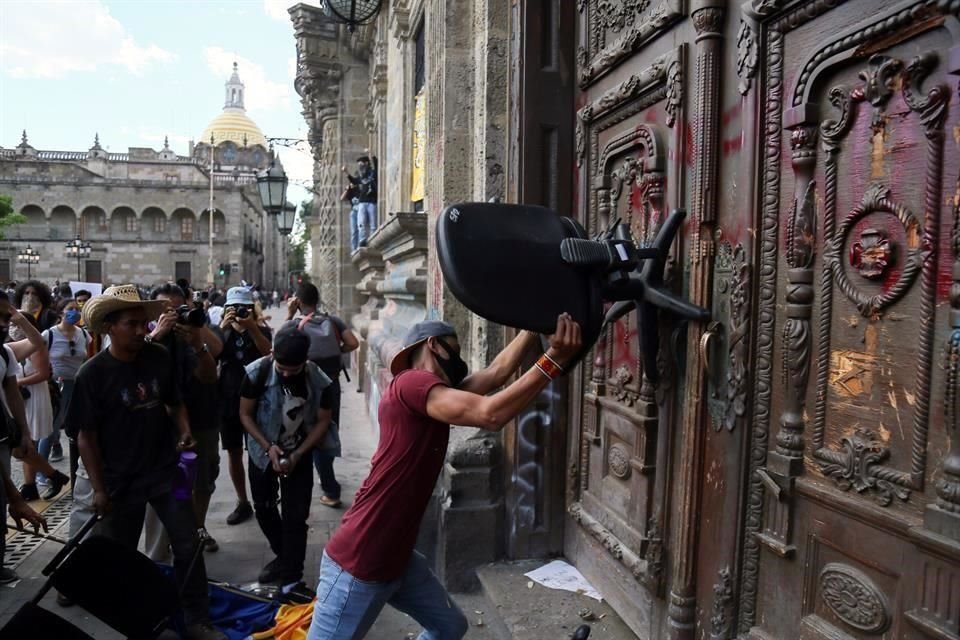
left=277, top=201, right=296, bottom=237
left=65, top=235, right=91, bottom=281
left=323, top=0, right=383, bottom=32
left=256, top=154, right=288, bottom=217
left=17, top=245, right=39, bottom=279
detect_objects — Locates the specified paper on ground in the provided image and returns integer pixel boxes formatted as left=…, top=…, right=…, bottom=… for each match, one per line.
left=524, top=560, right=602, bottom=601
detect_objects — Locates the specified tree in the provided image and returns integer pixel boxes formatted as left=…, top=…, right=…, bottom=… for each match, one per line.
left=288, top=199, right=312, bottom=276
left=0, top=194, right=25, bottom=240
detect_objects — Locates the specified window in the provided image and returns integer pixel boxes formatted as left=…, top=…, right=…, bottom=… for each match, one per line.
left=414, top=24, right=425, bottom=94
left=125, top=215, right=137, bottom=233
left=214, top=217, right=224, bottom=235
left=97, top=214, right=107, bottom=230
left=0, top=259, right=9, bottom=283
left=175, top=261, right=191, bottom=283
left=180, top=216, right=193, bottom=240
left=154, top=216, right=166, bottom=233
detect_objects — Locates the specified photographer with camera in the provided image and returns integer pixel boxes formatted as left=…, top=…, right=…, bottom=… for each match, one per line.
left=145, top=283, right=223, bottom=553
left=217, top=287, right=272, bottom=525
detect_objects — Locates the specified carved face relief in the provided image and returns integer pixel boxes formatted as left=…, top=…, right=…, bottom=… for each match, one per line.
left=849, top=228, right=893, bottom=280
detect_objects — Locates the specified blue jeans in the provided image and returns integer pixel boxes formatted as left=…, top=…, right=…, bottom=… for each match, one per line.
left=350, top=205, right=360, bottom=252
left=351, top=202, right=377, bottom=251
left=308, top=550, right=467, bottom=640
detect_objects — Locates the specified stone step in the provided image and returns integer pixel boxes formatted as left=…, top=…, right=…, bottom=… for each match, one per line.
left=475, top=560, right=638, bottom=640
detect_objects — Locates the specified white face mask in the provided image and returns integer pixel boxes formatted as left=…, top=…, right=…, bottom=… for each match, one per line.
left=8, top=325, right=24, bottom=342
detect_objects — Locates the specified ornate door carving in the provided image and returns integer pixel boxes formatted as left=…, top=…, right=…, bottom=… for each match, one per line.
left=741, top=3, right=960, bottom=639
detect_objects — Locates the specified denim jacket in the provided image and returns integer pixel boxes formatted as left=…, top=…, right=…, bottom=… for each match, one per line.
left=243, top=356, right=340, bottom=471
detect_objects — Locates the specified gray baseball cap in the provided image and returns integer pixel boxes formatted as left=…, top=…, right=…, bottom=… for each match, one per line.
left=389, top=320, right=458, bottom=375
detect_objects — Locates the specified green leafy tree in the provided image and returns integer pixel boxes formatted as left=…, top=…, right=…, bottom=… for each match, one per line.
left=0, top=194, right=25, bottom=240
left=288, top=199, right=312, bottom=277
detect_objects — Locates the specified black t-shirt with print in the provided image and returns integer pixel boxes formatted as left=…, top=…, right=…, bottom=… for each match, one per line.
left=240, top=366, right=334, bottom=451
left=67, top=343, right=181, bottom=502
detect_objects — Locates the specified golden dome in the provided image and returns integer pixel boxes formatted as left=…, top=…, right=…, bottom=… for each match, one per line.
left=200, top=110, right=268, bottom=148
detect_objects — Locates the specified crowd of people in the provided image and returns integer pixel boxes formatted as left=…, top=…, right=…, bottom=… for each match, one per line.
left=0, top=271, right=582, bottom=640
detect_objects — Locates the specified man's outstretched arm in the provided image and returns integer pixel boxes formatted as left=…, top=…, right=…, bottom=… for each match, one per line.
left=458, top=330, right=540, bottom=396
left=427, top=314, right=580, bottom=431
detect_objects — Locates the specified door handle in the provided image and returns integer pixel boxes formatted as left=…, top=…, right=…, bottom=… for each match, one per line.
left=699, top=321, right=722, bottom=376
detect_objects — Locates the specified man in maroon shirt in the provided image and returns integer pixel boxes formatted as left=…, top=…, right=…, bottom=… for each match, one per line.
left=308, top=314, right=581, bottom=639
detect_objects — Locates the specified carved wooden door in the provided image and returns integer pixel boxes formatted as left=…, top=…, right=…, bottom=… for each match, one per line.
left=567, top=1, right=960, bottom=639
left=739, top=3, right=960, bottom=640
left=566, top=0, right=697, bottom=636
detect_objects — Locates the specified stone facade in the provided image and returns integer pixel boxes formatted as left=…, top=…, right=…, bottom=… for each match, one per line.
left=291, top=0, right=512, bottom=591
left=0, top=132, right=280, bottom=289
left=0, top=64, right=287, bottom=290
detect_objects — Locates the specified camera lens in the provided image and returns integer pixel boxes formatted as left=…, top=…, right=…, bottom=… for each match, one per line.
left=236, top=307, right=249, bottom=319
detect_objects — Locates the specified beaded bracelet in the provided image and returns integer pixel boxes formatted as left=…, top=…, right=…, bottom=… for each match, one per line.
left=535, top=353, right=563, bottom=381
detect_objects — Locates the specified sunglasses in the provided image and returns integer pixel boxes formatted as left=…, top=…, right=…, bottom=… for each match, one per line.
left=69, top=340, right=76, bottom=357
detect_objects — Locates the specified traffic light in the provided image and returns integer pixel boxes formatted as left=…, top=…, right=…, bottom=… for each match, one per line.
left=218, top=263, right=226, bottom=277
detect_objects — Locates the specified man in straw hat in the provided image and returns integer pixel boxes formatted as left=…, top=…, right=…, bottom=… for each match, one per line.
left=65, top=285, right=227, bottom=640
left=308, top=313, right=581, bottom=640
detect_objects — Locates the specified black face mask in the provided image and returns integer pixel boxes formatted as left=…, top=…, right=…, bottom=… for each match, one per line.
left=434, top=338, right=468, bottom=388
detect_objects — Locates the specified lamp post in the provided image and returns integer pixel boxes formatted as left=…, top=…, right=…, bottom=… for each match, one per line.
left=208, top=134, right=216, bottom=287
left=65, top=236, right=91, bottom=281
left=17, top=245, right=39, bottom=279
left=277, top=201, right=296, bottom=293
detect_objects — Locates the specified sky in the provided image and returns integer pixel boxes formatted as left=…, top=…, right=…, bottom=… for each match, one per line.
left=0, top=0, right=315, bottom=206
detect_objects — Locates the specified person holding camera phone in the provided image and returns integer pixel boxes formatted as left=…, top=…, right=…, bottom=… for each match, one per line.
left=284, top=283, right=359, bottom=509
left=217, top=286, right=272, bottom=526
left=145, top=283, right=224, bottom=555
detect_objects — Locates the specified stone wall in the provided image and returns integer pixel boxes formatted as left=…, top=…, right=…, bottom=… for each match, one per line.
left=0, top=158, right=277, bottom=288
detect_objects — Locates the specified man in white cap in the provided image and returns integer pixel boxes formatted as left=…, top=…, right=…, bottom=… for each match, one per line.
left=66, top=285, right=227, bottom=640
left=218, top=285, right=272, bottom=525
left=308, top=313, right=581, bottom=640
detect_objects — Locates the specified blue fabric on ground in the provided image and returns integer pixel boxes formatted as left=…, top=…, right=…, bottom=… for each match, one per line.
left=158, top=564, right=279, bottom=639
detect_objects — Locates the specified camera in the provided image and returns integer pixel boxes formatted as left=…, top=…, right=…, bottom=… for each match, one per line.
left=235, top=307, right=250, bottom=319
left=176, top=305, right=207, bottom=328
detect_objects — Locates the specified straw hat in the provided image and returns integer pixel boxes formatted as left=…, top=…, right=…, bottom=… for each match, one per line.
left=82, top=285, right=167, bottom=334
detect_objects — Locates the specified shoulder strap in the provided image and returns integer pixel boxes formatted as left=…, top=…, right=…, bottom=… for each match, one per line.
left=0, top=343, right=8, bottom=368
left=297, top=312, right=315, bottom=332
left=45, top=328, right=53, bottom=351
left=252, top=356, right=273, bottom=397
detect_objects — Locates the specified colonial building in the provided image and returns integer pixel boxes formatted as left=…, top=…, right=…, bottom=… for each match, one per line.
left=292, top=2, right=960, bottom=639
left=0, top=63, right=285, bottom=290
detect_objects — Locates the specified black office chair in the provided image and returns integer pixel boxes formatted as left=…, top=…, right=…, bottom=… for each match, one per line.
left=436, top=202, right=710, bottom=377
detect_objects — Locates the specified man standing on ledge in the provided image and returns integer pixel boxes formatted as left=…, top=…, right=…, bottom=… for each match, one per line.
left=307, top=313, right=581, bottom=640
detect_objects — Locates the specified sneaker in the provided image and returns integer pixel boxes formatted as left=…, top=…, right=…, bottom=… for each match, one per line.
left=185, top=622, right=228, bottom=640
left=280, top=581, right=315, bottom=605
left=226, top=500, right=253, bottom=525
left=41, top=471, right=69, bottom=501
left=56, top=590, right=74, bottom=607
left=49, top=443, right=64, bottom=463
left=0, top=567, right=19, bottom=585
left=318, top=495, right=342, bottom=508
left=258, top=557, right=282, bottom=584
left=18, top=483, right=39, bottom=502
